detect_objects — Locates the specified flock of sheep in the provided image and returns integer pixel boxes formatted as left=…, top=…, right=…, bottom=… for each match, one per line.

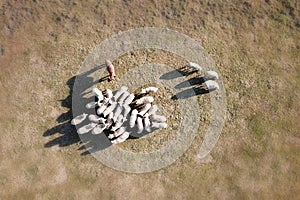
left=71, top=86, right=167, bottom=144
left=186, top=62, right=220, bottom=91
left=71, top=60, right=220, bottom=144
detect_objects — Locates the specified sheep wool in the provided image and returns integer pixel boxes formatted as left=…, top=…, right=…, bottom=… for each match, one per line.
left=123, top=93, right=135, bottom=105
left=152, top=122, right=167, bottom=129
left=92, top=124, right=106, bottom=135
left=144, top=114, right=151, bottom=132
left=103, top=102, right=117, bottom=117
left=204, top=71, right=219, bottom=80
left=129, top=109, right=138, bottom=128
left=118, top=91, right=130, bottom=104
left=105, top=89, right=113, bottom=99
left=108, top=133, right=114, bottom=139
left=107, top=112, right=114, bottom=121
left=97, top=104, right=108, bottom=115
left=77, top=123, right=97, bottom=134
left=203, top=80, right=219, bottom=91
left=141, top=87, right=158, bottom=94
left=111, top=131, right=130, bottom=144
left=85, top=101, right=97, bottom=109
left=138, top=103, right=152, bottom=116
left=106, top=113, right=114, bottom=128
left=88, top=114, right=105, bottom=123
left=71, top=113, right=88, bottom=125
left=136, top=96, right=154, bottom=105
left=147, top=105, right=158, bottom=116
left=92, top=88, right=104, bottom=101
left=187, top=62, right=202, bottom=71
left=137, top=117, right=144, bottom=134
left=72, top=85, right=167, bottom=144
left=113, top=104, right=123, bottom=122
left=150, top=114, right=167, bottom=123
left=123, top=105, right=131, bottom=119
left=113, top=86, right=127, bottom=101
left=111, top=114, right=124, bottom=132
left=113, top=127, right=126, bottom=138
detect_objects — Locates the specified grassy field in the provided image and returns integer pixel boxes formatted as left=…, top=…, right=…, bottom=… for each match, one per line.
left=0, top=0, right=299, bottom=199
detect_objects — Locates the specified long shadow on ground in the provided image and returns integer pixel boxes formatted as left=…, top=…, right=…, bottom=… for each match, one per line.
left=43, top=64, right=211, bottom=155
left=160, top=66, right=209, bottom=100
left=43, top=66, right=108, bottom=153
left=43, top=64, right=157, bottom=156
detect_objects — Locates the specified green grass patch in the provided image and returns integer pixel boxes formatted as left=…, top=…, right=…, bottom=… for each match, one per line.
left=249, top=111, right=268, bottom=140
left=277, top=118, right=294, bottom=133
left=242, top=147, right=261, bottom=161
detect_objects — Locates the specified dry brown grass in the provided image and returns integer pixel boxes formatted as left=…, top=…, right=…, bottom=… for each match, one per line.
left=0, top=0, right=299, bottom=199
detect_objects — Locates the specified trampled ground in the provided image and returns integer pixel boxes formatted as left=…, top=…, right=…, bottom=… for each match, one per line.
left=0, top=0, right=299, bottom=199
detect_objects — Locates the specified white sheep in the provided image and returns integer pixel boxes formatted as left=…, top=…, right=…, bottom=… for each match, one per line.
left=108, top=133, right=114, bottom=139
left=108, top=127, right=126, bottom=139
left=203, top=80, right=219, bottom=91
left=106, top=112, right=114, bottom=128
left=118, top=131, right=130, bottom=142
left=111, top=131, right=130, bottom=144
left=138, top=103, right=151, bottom=116
left=121, top=115, right=128, bottom=124
left=107, top=111, right=114, bottom=120
left=85, top=101, right=97, bottom=109
left=113, top=127, right=126, bottom=138
left=187, top=62, right=202, bottom=71
left=113, top=103, right=123, bottom=122
left=144, top=113, right=151, bottom=132
left=77, top=122, right=97, bottom=134
left=136, top=116, right=144, bottom=134
left=129, top=109, right=138, bottom=128
left=102, top=97, right=112, bottom=105
left=151, top=122, right=167, bottom=129
left=123, top=93, right=135, bottom=105
left=141, top=87, right=158, bottom=94
left=116, top=114, right=124, bottom=124
left=92, top=124, right=106, bottom=135
left=113, top=86, right=128, bottom=101
left=96, top=101, right=103, bottom=107
left=204, top=71, right=219, bottom=80
left=122, top=105, right=131, bottom=120
left=88, top=114, right=106, bottom=124
left=118, top=91, right=130, bottom=104
left=136, top=96, right=154, bottom=105
left=92, top=88, right=104, bottom=101
left=71, top=113, right=88, bottom=125
left=105, top=89, right=113, bottom=99
left=103, top=102, right=117, bottom=117
left=111, top=114, right=124, bottom=131
left=147, top=105, right=158, bottom=116
left=97, top=104, right=108, bottom=115
left=149, top=114, right=167, bottom=123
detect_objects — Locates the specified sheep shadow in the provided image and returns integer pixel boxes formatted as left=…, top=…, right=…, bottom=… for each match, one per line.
left=171, top=87, right=209, bottom=100
left=43, top=76, right=79, bottom=148
left=160, top=66, right=209, bottom=100
left=160, top=66, right=198, bottom=80
left=43, top=65, right=113, bottom=155
left=174, top=77, right=205, bottom=89
left=79, top=129, right=113, bottom=156
left=43, top=64, right=210, bottom=155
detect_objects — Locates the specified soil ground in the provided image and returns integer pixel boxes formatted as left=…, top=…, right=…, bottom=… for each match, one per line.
left=0, top=0, right=299, bottom=199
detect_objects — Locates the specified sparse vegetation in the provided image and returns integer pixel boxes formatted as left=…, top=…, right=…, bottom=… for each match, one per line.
left=249, top=111, right=268, bottom=141
left=0, top=0, right=299, bottom=199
